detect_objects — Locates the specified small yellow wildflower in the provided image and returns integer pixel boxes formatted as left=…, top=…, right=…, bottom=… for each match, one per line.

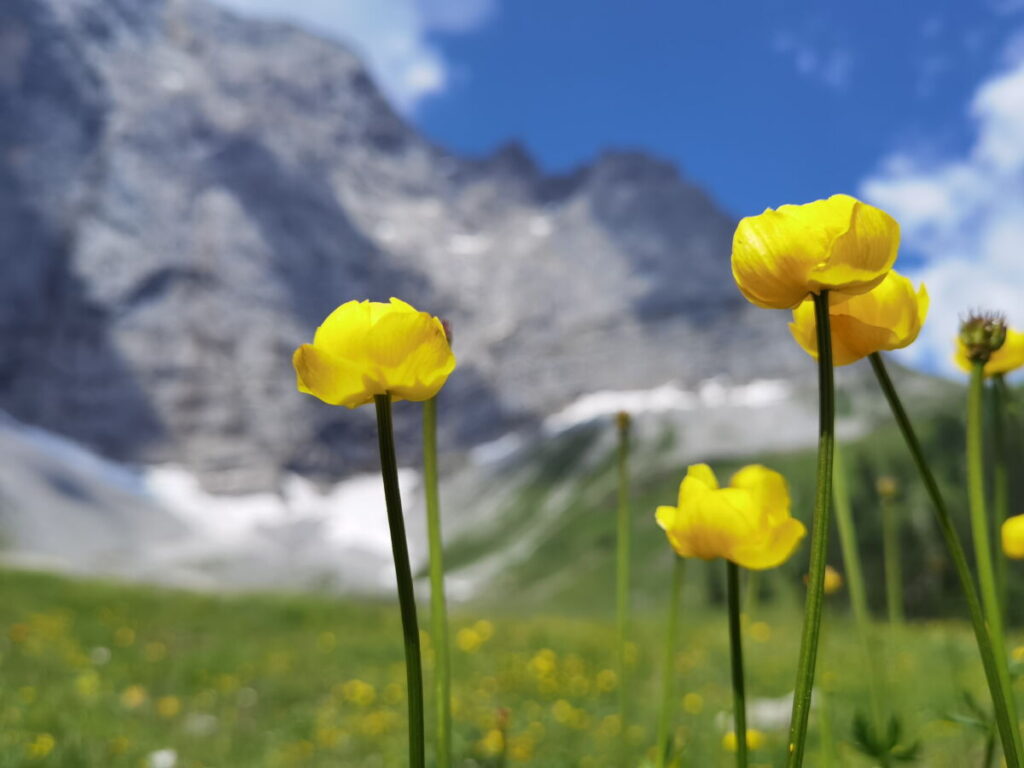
left=595, top=668, right=618, bottom=692
left=656, top=464, right=806, bottom=569
left=477, top=728, right=505, bottom=756
left=156, top=696, right=181, bottom=718
left=723, top=729, right=765, bottom=752
left=113, top=627, right=135, bottom=647
left=293, top=297, right=456, bottom=408
left=1003, top=515, right=1024, bottom=559
left=750, top=622, right=772, bottom=643
left=25, top=733, right=55, bottom=759
left=120, top=685, right=148, bottom=709
left=682, top=692, right=704, bottom=714
left=456, top=627, right=483, bottom=653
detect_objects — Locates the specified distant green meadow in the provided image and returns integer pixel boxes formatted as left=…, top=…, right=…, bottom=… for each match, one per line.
left=0, top=568, right=1018, bottom=767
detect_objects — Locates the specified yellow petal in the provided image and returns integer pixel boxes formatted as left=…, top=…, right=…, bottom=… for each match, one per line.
left=807, top=197, right=899, bottom=295
left=366, top=310, right=456, bottom=402
left=729, top=517, right=807, bottom=570
left=1003, top=515, right=1024, bottom=559
left=728, top=464, right=791, bottom=523
left=732, top=195, right=898, bottom=309
left=789, top=271, right=928, bottom=366
left=292, top=344, right=375, bottom=408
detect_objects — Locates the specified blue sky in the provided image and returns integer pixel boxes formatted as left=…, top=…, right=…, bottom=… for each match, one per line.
left=217, top=0, right=1024, bottom=375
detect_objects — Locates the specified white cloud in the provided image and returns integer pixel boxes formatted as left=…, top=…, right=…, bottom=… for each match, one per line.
left=861, top=49, right=1024, bottom=376
left=212, top=0, right=496, bottom=112
left=772, top=32, right=854, bottom=89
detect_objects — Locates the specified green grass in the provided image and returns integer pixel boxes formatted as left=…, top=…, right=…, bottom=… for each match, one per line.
left=0, top=568, right=1018, bottom=767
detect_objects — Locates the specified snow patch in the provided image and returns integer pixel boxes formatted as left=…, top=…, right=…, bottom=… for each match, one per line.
left=543, top=378, right=792, bottom=432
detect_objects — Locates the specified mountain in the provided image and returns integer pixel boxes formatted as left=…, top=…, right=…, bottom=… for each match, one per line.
left=0, top=0, right=809, bottom=496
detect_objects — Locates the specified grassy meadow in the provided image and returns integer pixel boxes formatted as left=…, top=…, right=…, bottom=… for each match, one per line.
left=0, top=566, right=1019, bottom=767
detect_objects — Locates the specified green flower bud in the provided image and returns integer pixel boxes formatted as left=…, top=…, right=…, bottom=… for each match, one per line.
left=959, top=311, right=1007, bottom=364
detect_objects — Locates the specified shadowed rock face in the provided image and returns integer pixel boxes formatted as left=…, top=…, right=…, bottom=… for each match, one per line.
left=0, top=0, right=805, bottom=493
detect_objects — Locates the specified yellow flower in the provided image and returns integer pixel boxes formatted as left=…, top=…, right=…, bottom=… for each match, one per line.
left=955, top=328, right=1024, bottom=376
left=788, top=270, right=929, bottom=366
left=656, top=464, right=806, bottom=570
left=1002, top=515, right=1024, bottom=559
left=732, top=194, right=899, bottom=309
left=293, top=297, right=455, bottom=408
left=823, top=565, right=844, bottom=595
left=723, top=729, right=765, bottom=752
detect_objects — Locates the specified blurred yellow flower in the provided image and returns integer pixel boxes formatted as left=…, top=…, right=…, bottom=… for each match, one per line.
left=955, top=328, right=1024, bottom=376
left=1002, top=515, right=1024, bottom=559
left=823, top=565, right=844, bottom=595
left=656, top=464, right=806, bottom=570
left=478, top=728, right=505, bottom=756
left=120, top=685, right=147, bottom=709
left=25, top=733, right=55, bottom=759
left=456, top=627, right=484, bottom=653
left=732, top=194, right=898, bottom=309
left=723, top=729, right=765, bottom=752
left=682, top=692, right=704, bottom=714
left=156, top=695, right=181, bottom=718
left=789, top=270, right=928, bottom=366
left=293, top=297, right=455, bottom=408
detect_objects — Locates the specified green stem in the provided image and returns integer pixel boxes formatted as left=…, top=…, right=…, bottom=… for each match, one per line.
left=616, top=413, right=632, bottom=729
left=374, top=394, right=426, bottom=768
left=785, top=291, right=835, bottom=768
left=655, top=556, right=686, bottom=768
left=727, top=561, right=749, bottom=768
left=968, top=363, right=1021, bottom=752
left=881, top=492, right=905, bottom=626
left=868, top=353, right=1022, bottom=766
left=992, top=375, right=1010, bottom=618
left=833, top=443, right=886, bottom=730
left=422, top=398, right=451, bottom=768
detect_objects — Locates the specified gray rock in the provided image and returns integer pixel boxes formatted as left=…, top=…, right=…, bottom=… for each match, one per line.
left=0, top=0, right=806, bottom=495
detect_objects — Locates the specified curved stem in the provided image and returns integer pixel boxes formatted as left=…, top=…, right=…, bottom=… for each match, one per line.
left=616, top=413, right=632, bottom=729
left=728, top=561, right=749, bottom=768
left=786, top=291, right=835, bottom=767
left=423, top=398, right=451, bottom=768
left=655, top=557, right=686, bottom=768
left=868, top=354, right=1022, bottom=766
left=375, top=394, right=426, bottom=768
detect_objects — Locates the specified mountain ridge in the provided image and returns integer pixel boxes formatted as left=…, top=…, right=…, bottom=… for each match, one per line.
left=0, top=0, right=806, bottom=494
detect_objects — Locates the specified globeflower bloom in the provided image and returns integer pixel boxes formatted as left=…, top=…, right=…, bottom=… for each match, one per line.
left=293, top=298, right=455, bottom=408
left=1003, top=515, right=1024, bottom=559
left=732, top=194, right=899, bottom=309
left=788, top=270, right=929, bottom=366
left=655, top=464, right=806, bottom=570
left=955, top=328, right=1024, bottom=377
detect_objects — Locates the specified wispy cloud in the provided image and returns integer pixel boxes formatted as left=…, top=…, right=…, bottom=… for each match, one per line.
left=861, top=40, right=1024, bottom=375
left=212, top=0, right=497, bottom=112
left=772, top=32, right=854, bottom=89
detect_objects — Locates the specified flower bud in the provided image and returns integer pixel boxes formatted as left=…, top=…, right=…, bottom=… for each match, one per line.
left=959, top=311, right=1007, bottom=365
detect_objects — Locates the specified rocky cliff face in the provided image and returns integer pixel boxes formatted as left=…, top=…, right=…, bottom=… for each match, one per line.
left=0, top=0, right=805, bottom=493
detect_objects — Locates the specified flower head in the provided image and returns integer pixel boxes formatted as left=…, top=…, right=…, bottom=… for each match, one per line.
left=788, top=270, right=929, bottom=366
left=1003, top=515, right=1024, bottom=560
left=732, top=194, right=899, bottom=310
left=655, top=464, right=806, bottom=570
left=293, top=298, right=456, bottom=408
left=955, top=327, right=1024, bottom=377
left=957, top=311, right=1007, bottom=368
